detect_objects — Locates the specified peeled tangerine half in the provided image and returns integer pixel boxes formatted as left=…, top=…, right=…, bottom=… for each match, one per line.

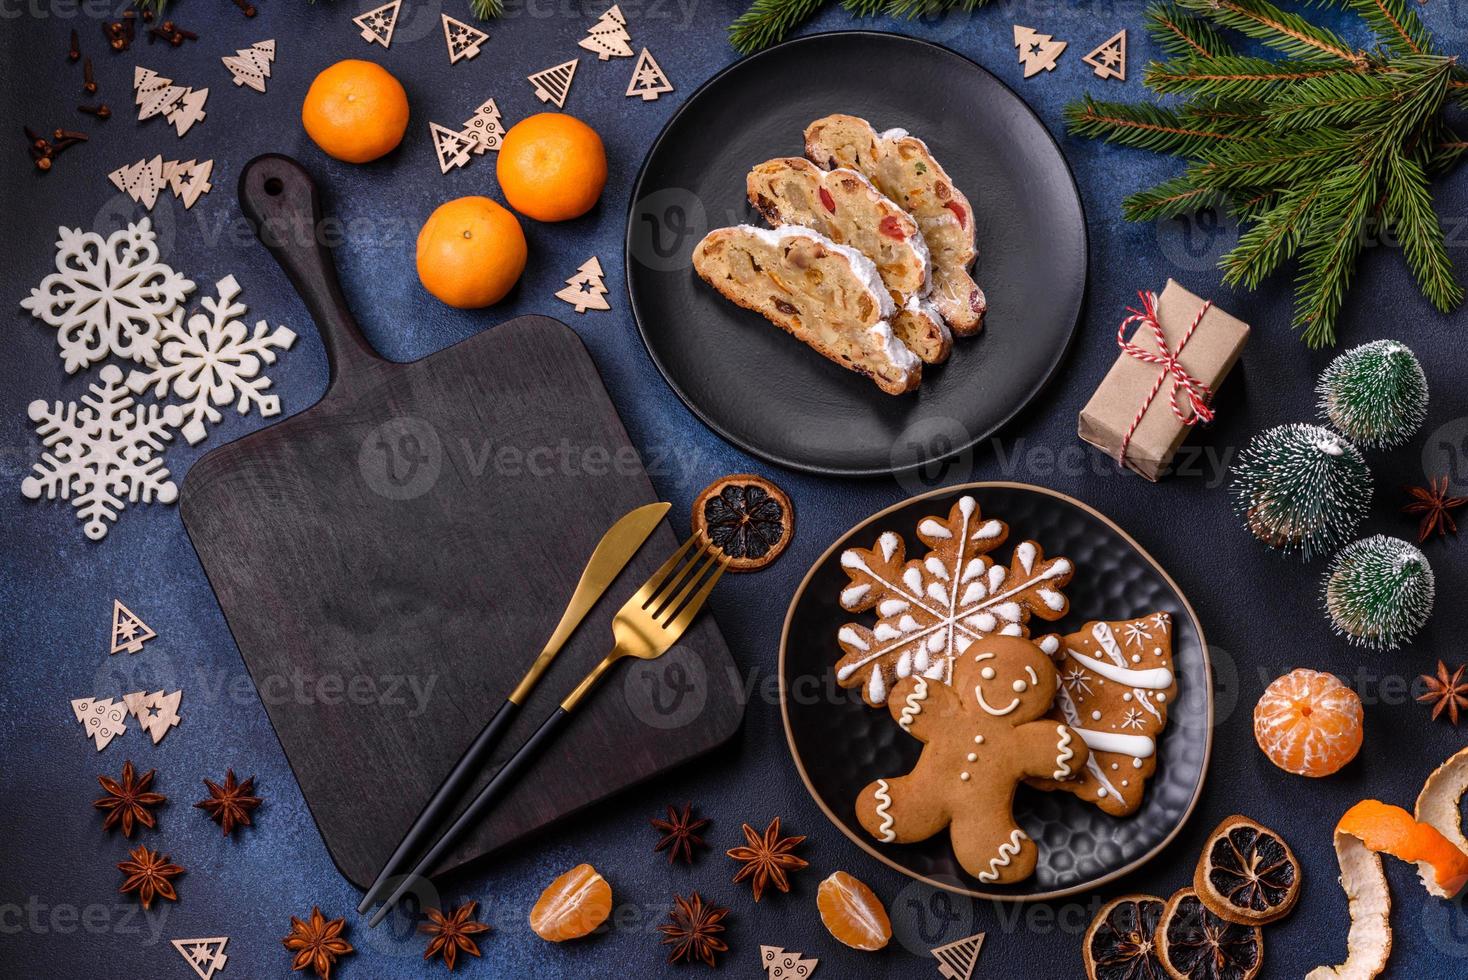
left=1309, top=748, right=1468, bottom=980
left=529, top=863, right=612, bottom=942
left=816, top=871, right=891, bottom=951
left=1253, top=668, right=1363, bottom=777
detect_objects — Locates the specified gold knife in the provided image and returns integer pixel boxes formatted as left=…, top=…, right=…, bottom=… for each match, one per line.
left=356, top=500, right=670, bottom=912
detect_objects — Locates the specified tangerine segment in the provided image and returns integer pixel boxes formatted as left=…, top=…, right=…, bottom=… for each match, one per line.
left=529, top=863, right=612, bottom=942
left=1338, top=800, right=1468, bottom=899
left=301, top=60, right=409, bottom=164
left=1253, top=668, right=1363, bottom=777
left=816, top=871, right=890, bottom=951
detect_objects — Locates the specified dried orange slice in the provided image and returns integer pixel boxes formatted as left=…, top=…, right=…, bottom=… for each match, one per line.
left=1155, top=889, right=1263, bottom=980
left=529, top=863, right=612, bottom=942
left=1252, top=668, right=1363, bottom=777
left=1193, top=815, right=1301, bottom=926
left=816, top=870, right=891, bottom=951
left=1084, top=894, right=1166, bottom=980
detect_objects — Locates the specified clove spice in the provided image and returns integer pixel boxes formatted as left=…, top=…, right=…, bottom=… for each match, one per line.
left=232, top=0, right=257, bottom=15
left=78, top=104, right=112, bottom=121
left=68, top=28, right=80, bottom=63
left=82, top=58, right=97, bottom=95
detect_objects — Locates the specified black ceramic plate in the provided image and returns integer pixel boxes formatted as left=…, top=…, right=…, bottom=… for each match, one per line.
left=780, top=483, right=1211, bottom=899
left=625, top=32, right=1087, bottom=476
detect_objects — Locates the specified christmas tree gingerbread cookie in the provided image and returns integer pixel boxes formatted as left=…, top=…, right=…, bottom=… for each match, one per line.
left=855, top=636, right=1089, bottom=885
left=1027, top=614, right=1177, bottom=816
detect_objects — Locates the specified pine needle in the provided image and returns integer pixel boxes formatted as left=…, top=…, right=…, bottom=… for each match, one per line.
left=1145, top=55, right=1352, bottom=101
left=470, top=0, right=504, bottom=18
left=730, top=0, right=828, bottom=53
left=1329, top=0, right=1432, bottom=56
left=1383, top=149, right=1464, bottom=312
left=1123, top=177, right=1233, bottom=221
left=1146, top=3, right=1233, bottom=60
left=1172, top=0, right=1363, bottom=65
left=1064, top=96, right=1242, bottom=157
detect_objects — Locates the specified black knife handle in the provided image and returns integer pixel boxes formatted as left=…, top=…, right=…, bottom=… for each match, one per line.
left=367, top=707, right=574, bottom=927
left=357, top=697, right=522, bottom=913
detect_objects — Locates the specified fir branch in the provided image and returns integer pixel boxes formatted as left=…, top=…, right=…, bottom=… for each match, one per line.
left=1064, top=96, right=1242, bottom=157
left=730, top=0, right=827, bottom=53
left=878, top=0, right=989, bottom=17
left=1122, top=176, right=1233, bottom=221
left=1220, top=185, right=1322, bottom=287
left=1187, top=129, right=1354, bottom=190
left=1330, top=0, right=1431, bottom=56
left=1145, top=55, right=1350, bottom=101
left=470, top=0, right=504, bottom=18
left=841, top=0, right=888, bottom=14
left=1293, top=169, right=1379, bottom=346
left=1146, top=3, right=1233, bottom=60
left=1383, top=148, right=1464, bottom=311
left=1172, top=0, right=1364, bottom=65
left=1263, top=68, right=1404, bottom=130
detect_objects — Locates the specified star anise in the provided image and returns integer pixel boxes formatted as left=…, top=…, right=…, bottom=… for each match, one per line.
left=94, top=760, right=166, bottom=837
left=117, top=844, right=183, bottom=909
left=283, top=906, right=354, bottom=980
left=1419, top=661, right=1468, bottom=725
left=195, top=769, right=262, bottom=835
left=420, top=900, right=491, bottom=971
left=651, top=802, right=710, bottom=865
left=1403, top=476, right=1467, bottom=542
left=658, top=892, right=729, bottom=966
left=726, top=816, right=808, bottom=901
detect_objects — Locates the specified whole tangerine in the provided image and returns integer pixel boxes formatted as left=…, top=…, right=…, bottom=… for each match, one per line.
left=496, top=113, right=607, bottom=222
left=416, top=196, right=527, bottom=309
left=1253, top=668, right=1363, bottom=777
left=301, top=59, right=409, bottom=164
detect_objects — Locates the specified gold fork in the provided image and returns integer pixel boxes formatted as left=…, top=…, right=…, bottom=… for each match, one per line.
left=367, top=533, right=728, bottom=926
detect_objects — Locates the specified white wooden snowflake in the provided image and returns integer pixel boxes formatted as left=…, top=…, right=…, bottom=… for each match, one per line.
left=22, top=365, right=182, bottom=540
left=834, top=495, right=1074, bottom=706
left=21, top=219, right=195, bottom=374
left=126, top=275, right=295, bottom=445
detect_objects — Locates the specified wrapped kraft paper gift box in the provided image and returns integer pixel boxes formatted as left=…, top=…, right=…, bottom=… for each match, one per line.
left=1079, top=279, right=1250, bottom=481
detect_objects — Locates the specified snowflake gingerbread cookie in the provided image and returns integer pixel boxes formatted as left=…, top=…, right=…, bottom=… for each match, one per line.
left=21, top=218, right=195, bottom=374
left=855, top=636, right=1089, bottom=885
left=1027, top=614, right=1177, bottom=816
left=834, top=495, right=1074, bottom=706
left=126, top=275, right=296, bottom=445
left=23, top=366, right=182, bottom=539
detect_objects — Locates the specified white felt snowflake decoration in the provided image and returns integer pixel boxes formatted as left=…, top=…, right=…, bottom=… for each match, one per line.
left=21, top=218, right=195, bottom=374
left=23, top=365, right=182, bottom=540
left=833, top=495, right=1075, bottom=706
left=126, top=274, right=295, bottom=445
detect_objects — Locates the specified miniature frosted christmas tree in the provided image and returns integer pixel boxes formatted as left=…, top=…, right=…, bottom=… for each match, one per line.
left=579, top=5, right=633, bottom=60
left=221, top=39, right=275, bottom=94
left=555, top=257, right=610, bottom=313
left=1014, top=25, right=1066, bottom=78
left=1325, top=536, right=1435, bottom=649
left=1231, top=423, right=1371, bottom=560
left=626, top=48, right=672, bottom=102
left=1317, top=340, right=1428, bottom=449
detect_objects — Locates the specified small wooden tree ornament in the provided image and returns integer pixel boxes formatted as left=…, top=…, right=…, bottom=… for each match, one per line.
left=528, top=59, right=578, bottom=108
left=172, top=937, right=229, bottom=980
left=442, top=14, right=488, bottom=65
left=71, top=696, right=128, bottom=751
left=626, top=48, right=672, bottom=102
left=579, top=5, right=633, bottom=61
left=109, top=157, right=167, bottom=209
left=555, top=257, right=610, bottom=313
left=462, top=98, right=505, bottom=154
left=164, top=159, right=214, bottom=209
left=135, top=66, right=208, bottom=136
left=111, top=599, right=156, bottom=654
left=429, top=122, right=475, bottom=174
left=931, top=932, right=985, bottom=980
left=1082, top=30, right=1126, bottom=81
left=354, top=0, right=400, bottom=47
left=124, top=689, right=183, bottom=744
left=1013, top=25, right=1066, bottom=78
left=221, top=39, right=275, bottom=93
left=760, top=946, right=819, bottom=979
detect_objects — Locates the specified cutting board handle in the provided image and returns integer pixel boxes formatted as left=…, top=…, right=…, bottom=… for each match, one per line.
left=238, top=154, right=380, bottom=382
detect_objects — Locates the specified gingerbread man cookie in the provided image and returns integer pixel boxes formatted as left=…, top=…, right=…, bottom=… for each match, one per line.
left=855, top=635, right=1089, bottom=885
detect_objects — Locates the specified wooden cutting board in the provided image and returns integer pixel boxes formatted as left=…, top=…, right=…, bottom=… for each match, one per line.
left=179, top=155, right=743, bottom=888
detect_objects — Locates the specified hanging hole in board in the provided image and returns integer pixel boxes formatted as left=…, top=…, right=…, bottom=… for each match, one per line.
left=264, top=176, right=284, bottom=195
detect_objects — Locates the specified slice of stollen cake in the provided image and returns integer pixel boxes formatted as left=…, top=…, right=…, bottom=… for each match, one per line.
left=692, top=224, right=921, bottom=395
left=805, top=114, right=986, bottom=335
left=747, top=157, right=952, bottom=364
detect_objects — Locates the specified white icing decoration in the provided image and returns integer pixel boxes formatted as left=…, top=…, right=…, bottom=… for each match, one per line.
left=898, top=677, right=928, bottom=732
left=1066, top=647, right=1173, bottom=690
left=867, top=666, right=886, bottom=704
left=1157, top=692, right=1166, bottom=703
left=1038, top=589, right=1065, bottom=612
left=967, top=752, right=978, bottom=762
left=878, top=531, right=900, bottom=562
left=877, top=598, right=909, bottom=618
left=1052, top=684, right=1123, bottom=800
left=838, top=626, right=869, bottom=651
left=1025, top=666, right=1039, bottom=686
left=1072, top=727, right=1156, bottom=758
left=1039, top=635, right=1060, bottom=655
left=840, top=584, right=870, bottom=608
left=980, top=667, right=996, bottom=680
left=873, top=779, right=896, bottom=842
left=959, top=772, right=970, bottom=781
left=1051, top=725, right=1075, bottom=778
left=974, top=652, right=995, bottom=662
left=974, top=686, right=1020, bottom=716
left=1091, top=710, right=1102, bottom=721
left=1123, top=693, right=1133, bottom=702
left=973, top=519, right=1004, bottom=540
left=1133, top=757, right=1144, bottom=769
left=1015, top=542, right=1037, bottom=574
left=976, top=829, right=1027, bottom=883
left=918, top=518, right=952, bottom=539
left=973, top=734, right=984, bottom=744
left=1011, top=679, right=1028, bottom=693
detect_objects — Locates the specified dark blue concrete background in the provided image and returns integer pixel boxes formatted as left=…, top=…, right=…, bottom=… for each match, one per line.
left=3, top=0, right=1468, bottom=976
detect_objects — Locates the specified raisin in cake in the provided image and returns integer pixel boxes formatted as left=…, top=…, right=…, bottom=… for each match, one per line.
left=692, top=224, right=921, bottom=394
left=805, top=114, right=986, bottom=335
left=747, top=158, right=952, bottom=364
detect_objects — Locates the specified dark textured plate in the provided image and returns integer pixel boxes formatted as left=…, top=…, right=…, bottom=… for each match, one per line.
left=625, top=31, right=1087, bottom=477
left=779, top=483, right=1211, bottom=900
